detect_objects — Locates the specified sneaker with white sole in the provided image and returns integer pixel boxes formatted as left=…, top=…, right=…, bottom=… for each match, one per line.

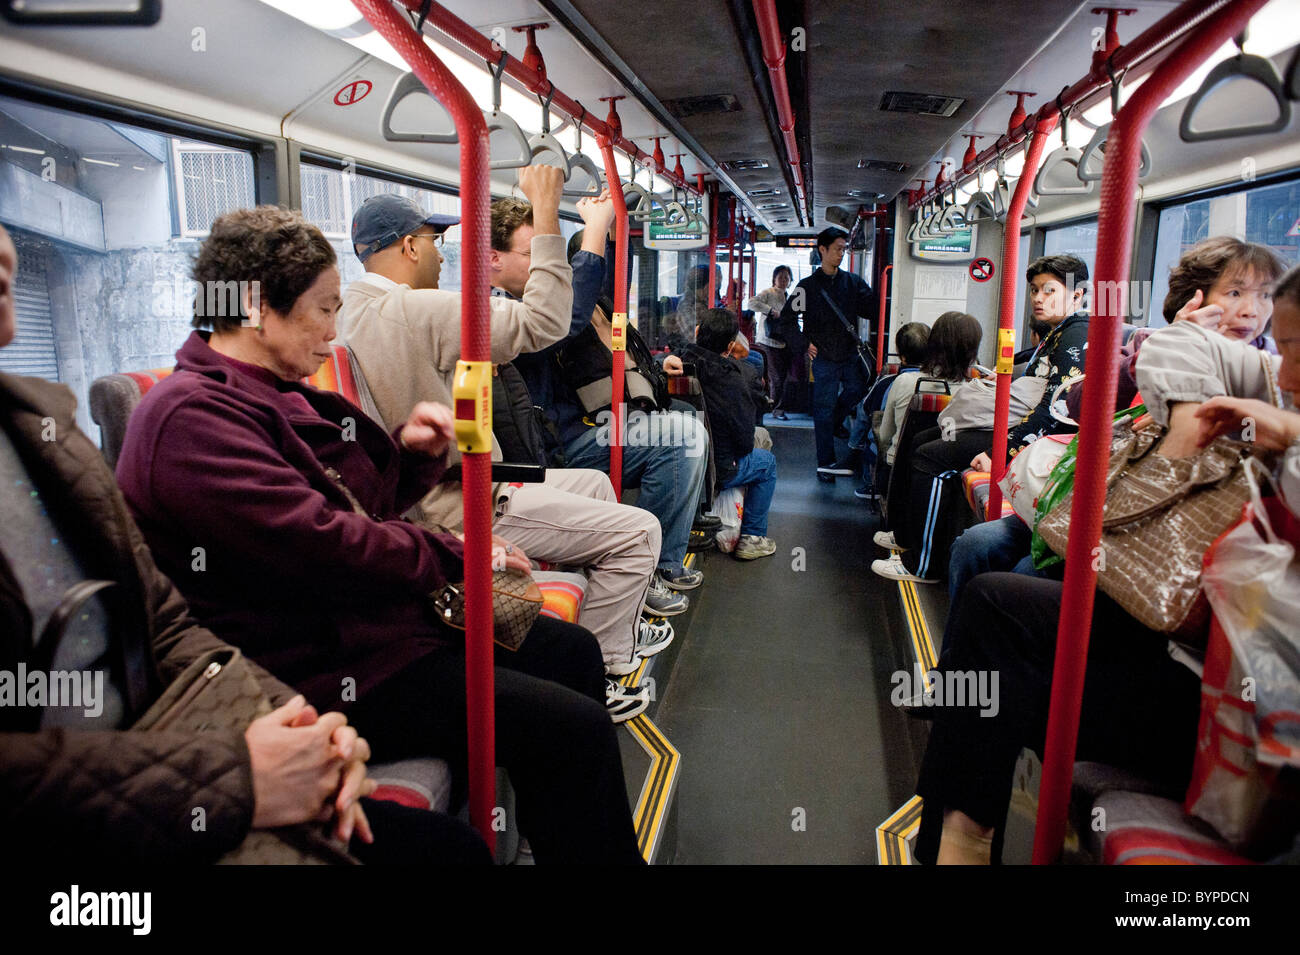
left=658, top=567, right=703, bottom=591
left=643, top=573, right=689, bottom=617
left=606, top=619, right=675, bottom=675
left=734, top=534, right=777, bottom=560
left=873, top=529, right=904, bottom=551
left=871, top=553, right=937, bottom=583
left=606, top=679, right=650, bottom=723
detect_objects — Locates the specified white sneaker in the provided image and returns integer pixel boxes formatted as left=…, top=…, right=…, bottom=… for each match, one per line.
left=873, top=530, right=905, bottom=551
left=606, top=679, right=650, bottom=723
left=642, top=572, right=689, bottom=617
left=607, top=619, right=675, bottom=675
left=734, top=534, right=777, bottom=560
left=871, top=553, right=937, bottom=584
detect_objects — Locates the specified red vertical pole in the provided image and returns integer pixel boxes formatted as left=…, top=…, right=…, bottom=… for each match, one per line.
left=985, top=116, right=1056, bottom=522
left=707, top=188, right=718, bottom=307
left=876, top=264, right=892, bottom=374
left=351, top=0, right=496, bottom=852
left=1032, top=0, right=1270, bottom=865
left=597, top=136, right=627, bottom=499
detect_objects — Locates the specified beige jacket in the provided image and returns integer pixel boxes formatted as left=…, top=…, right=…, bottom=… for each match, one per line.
left=340, top=233, right=573, bottom=531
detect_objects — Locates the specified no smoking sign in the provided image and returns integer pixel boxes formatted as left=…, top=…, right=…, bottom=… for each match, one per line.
left=969, top=257, right=995, bottom=283
left=334, top=80, right=372, bottom=106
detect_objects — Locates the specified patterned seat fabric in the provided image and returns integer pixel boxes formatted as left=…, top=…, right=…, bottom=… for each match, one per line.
left=961, top=469, right=1016, bottom=522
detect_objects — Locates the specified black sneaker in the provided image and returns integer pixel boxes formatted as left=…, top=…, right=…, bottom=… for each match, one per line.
left=854, top=484, right=880, bottom=500
left=693, top=512, right=722, bottom=532
left=816, top=471, right=836, bottom=484
left=818, top=448, right=861, bottom=476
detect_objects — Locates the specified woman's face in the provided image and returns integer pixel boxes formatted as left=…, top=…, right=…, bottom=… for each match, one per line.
left=775, top=271, right=791, bottom=291
left=1205, top=267, right=1274, bottom=343
left=256, top=266, right=341, bottom=381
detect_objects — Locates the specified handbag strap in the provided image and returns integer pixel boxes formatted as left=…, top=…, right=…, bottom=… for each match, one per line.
left=818, top=287, right=860, bottom=342
left=1101, top=443, right=1244, bottom=529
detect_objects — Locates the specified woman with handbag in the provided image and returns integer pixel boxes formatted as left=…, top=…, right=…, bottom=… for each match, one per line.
left=114, top=208, right=643, bottom=864
left=912, top=264, right=1300, bottom=865
left=0, top=224, right=489, bottom=865
left=745, top=265, right=794, bottom=418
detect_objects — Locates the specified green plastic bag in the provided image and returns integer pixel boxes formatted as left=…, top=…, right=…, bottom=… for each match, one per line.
left=1029, top=404, right=1147, bottom=570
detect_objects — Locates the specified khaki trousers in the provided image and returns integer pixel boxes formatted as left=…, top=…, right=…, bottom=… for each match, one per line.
left=494, top=468, right=660, bottom=671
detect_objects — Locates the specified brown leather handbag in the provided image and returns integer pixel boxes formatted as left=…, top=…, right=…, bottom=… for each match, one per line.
left=431, top=569, right=544, bottom=652
left=1035, top=418, right=1256, bottom=642
left=134, top=648, right=359, bottom=865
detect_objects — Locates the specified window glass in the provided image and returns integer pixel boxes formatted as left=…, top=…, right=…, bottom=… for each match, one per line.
left=0, top=93, right=255, bottom=439
left=1042, top=218, right=1098, bottom=289
left=1013, top=230, right=1031, bottom=333
left=1151, top=177, right=1300, bottom=327
left=298, top=163, right=462, bottom=289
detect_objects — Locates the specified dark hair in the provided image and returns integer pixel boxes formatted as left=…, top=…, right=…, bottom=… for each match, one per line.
left=567, top=228, right=585, bottom=263
left=191, top=206, right=335, bottom=333
left=1162, top=236, right=1286, bottom=323
left=816, top=226, right=848, bottom=252
left=696, top=307, right=739, bottom=353
left=490, top=197, right=533, bottom=252
left=1026, top=254, right=1088, bottom=287
left=772, top=265, right=792, bottom=284
left=1028, top=317, right=1052, bottom=341
left=921, top=311, right=982, bottom=381
left=894, top=321, right=930, bottom=366
left=1276, top=263, right=1300, bottom=310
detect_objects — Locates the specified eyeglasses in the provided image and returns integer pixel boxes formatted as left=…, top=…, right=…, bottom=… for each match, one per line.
left=410, top=231, right=446, bottom=248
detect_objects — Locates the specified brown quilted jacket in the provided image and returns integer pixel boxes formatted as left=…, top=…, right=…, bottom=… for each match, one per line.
left=0, top=371, right=297, bottom=863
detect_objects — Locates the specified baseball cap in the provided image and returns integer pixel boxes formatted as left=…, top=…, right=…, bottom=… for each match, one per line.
left=351, top=194, right=460, bottom=262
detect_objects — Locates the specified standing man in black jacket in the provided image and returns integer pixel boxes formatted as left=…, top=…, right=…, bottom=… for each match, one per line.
left=779, top=227, right=875, bottom=481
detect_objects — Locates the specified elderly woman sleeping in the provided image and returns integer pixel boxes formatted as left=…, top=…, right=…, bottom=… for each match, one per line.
left=115, top=206, right=641, bottom=864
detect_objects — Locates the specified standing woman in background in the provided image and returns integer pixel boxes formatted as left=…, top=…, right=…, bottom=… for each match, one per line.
left=746, top=265, right=794, bottom=419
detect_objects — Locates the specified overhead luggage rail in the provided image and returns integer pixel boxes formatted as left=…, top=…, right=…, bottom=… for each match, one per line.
left=351, top=0, right=498, bottom=852
left=1031, top=0, right=1273, bottom=866
left=910, top=0, right=1244, bottom=209
left=388, top=0, right=700, bottom=195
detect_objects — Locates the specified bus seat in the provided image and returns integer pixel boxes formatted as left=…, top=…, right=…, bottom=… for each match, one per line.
left=881, top=382, right=951, bottom=525
left=961, top=468, right=1016, bottom=522
left=88, top=366, right=173, bottom=469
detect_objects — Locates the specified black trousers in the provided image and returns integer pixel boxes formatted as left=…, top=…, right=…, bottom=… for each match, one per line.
left=350, top=797, right=492, bottom=865
left=349, top=615, right=643, bottom=865
left=913, top=573, right=1201, bottom=864
left=896, top=427, right=995, bottom=578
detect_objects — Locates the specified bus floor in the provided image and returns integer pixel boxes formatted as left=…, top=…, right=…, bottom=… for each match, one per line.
left=641, top=416, right=935, bottom=864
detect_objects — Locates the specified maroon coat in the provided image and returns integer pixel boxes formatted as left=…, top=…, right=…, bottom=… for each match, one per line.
left=116, top=332, right=464, bottom=710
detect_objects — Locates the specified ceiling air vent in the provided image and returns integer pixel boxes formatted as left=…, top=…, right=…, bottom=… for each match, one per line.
left=878, top=91, right=965, bottom=117
left=747, top=187, right=782, bottom=197
left=757, top=202, right=789, bottom=210
left=721, top=158, right=769, bottom=171
left=662, top=93, right=742, bottom=119
left=847, top=189, right=885, bottom=200
left=856, top=158, right=907, bottom=172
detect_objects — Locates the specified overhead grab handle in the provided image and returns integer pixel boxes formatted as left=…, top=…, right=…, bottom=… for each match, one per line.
left=528, top=83, right=573, bottom=178
left=1078, top=60, right=1152, bottom=181
left=938, top=185, right=966, bottom=232
left=1034, top=94, right=1093, bottom=196
left=380, top=72, right=459, bottom=144
left=484, top=53, right=532, bottom=170
left=562, top=106, right=604, bottom=199
left=1179, top=30, right=1291, bottom=142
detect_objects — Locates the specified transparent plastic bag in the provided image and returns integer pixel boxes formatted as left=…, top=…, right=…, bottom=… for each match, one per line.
left=712, top=486, right=745, bottom=554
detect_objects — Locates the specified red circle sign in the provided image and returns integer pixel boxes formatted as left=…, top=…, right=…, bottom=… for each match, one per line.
left=970, top=257, right=996, bottom=283
left=334, top=80, right=373, bottom=106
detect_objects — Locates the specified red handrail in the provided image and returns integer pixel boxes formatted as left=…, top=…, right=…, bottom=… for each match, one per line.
left=393, top=0, right=698, bottom=195
left=350, top=0, right=496, bottom=852
left=910, top=0, right=1236, bottom=208
left=876, top=264, right=892, bottom=374
left=597, top=135, right=628, bottom=499
left=753, top=0, right=807, bottom=219
left=984, top=115, right=1056, bottom=521
left=1031, top=0, right=1272, bottom=865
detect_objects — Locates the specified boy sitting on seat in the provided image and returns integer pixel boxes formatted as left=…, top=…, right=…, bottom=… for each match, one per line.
left=666, top=308, right=778, bottom=561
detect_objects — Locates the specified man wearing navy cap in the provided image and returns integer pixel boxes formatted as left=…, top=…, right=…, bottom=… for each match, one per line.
left=350, top=193, right=460, bottom=288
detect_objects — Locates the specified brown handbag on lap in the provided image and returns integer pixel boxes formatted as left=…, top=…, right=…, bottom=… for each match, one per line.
left=1035, top=417, right=1256, bottom=642
left=134, top=648, right=359, bottom=865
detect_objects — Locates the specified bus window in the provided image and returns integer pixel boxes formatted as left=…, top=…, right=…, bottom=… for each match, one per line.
left=0, top=94, right=256, bottom=437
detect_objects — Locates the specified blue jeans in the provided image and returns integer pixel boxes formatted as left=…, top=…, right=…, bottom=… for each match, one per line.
left=563, top=409, right=708, bottom=577
left=811, top=355, right=866, bottom=467
left=721, top=447, right=778, bottom=537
